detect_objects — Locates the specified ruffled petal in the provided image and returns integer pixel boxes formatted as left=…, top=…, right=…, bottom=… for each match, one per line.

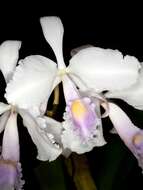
left=2, top=111, right=19, bottom=162
left=40, top=16, right=66, bottom=69
left=106, top=68, right=143, bottom=110
left=107, top=102, right=143, bottom=170
left=5, top=55, right=58, bottom=117
left=69, top=47, right=141, bottom=92
left=0, top=41, right=21, bottom=82
left=0, top=160, right=24, bottom=190
left=19, top=109, right=62, bottom=161
left=0, top=103, right=11, bottom=115
left=15, top=162, right=25, bottom=190
left=0, top=111, right=10, bottom=133
left=61, top=110, right=106, bottom=154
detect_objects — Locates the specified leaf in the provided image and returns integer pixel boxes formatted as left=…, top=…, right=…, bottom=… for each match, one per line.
left=34, top=158, right=67, bottom=190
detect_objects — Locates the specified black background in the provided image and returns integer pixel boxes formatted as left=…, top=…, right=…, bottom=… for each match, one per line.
left=0, top=2, right=143, bottom=190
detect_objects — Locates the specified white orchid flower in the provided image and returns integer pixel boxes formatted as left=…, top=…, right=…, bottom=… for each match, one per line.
left=0, top=41, right=62, bottom=189
left=5, top=17, right=106, bottom=155
left=67, top=43, right=143, bottom=171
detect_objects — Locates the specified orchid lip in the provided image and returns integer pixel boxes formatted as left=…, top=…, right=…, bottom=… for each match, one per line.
left=68, top=98, right=98, bottom=138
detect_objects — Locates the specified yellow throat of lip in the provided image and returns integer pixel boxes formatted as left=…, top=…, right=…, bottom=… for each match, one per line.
left=133, top=133, right=143, bottom=146
left=71, top=100, right=87, bottom=119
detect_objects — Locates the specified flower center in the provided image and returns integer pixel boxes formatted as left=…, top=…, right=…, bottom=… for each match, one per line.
left=10, top=105, right=17, bottom=114
left=58, top=68, right=70, bottom=77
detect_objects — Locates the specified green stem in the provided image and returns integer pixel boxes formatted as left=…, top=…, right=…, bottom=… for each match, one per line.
left=65, top=154, right=97, bottom=190
left=47, top=85, right=59, bottom=117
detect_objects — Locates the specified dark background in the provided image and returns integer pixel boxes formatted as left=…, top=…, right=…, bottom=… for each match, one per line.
left=0, top=2, right=143, bottom=190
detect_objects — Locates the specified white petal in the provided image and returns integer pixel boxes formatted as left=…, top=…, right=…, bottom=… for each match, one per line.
left=37, top=116, right=72, bottom=157
left=2, top=112, right=19, bottom=161
left=0, top=111, right=10, bottom=133
left=69, top=47, right=141, bottom=92
left=70, top=44, right=94, bottom=57
left=19, top=109, right=62, bottom=161
left=5, top=55, right=58, bottom=117
left=0, top=41, right=21, bottom=82
left=36, top=116, right=62, bottom=145
left=106, top=68, right=143, bottom=110
left=0, top=103, right=11, bottom=115
left=40, top=16, right=66, bottom=69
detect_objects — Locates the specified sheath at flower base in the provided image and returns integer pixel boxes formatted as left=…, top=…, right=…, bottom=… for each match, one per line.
left=4, top=16, right=106, bottom=154
left=0, top=41, right=62, bottom=189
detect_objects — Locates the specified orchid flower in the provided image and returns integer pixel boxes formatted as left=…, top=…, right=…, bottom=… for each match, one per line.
left=66, top=44, right=143, bottom=171
left=4, top=17, right=106, bottom=155
left=0, top=41, right=63, bottom=189
left=38, top=16, right=143, bottom=170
